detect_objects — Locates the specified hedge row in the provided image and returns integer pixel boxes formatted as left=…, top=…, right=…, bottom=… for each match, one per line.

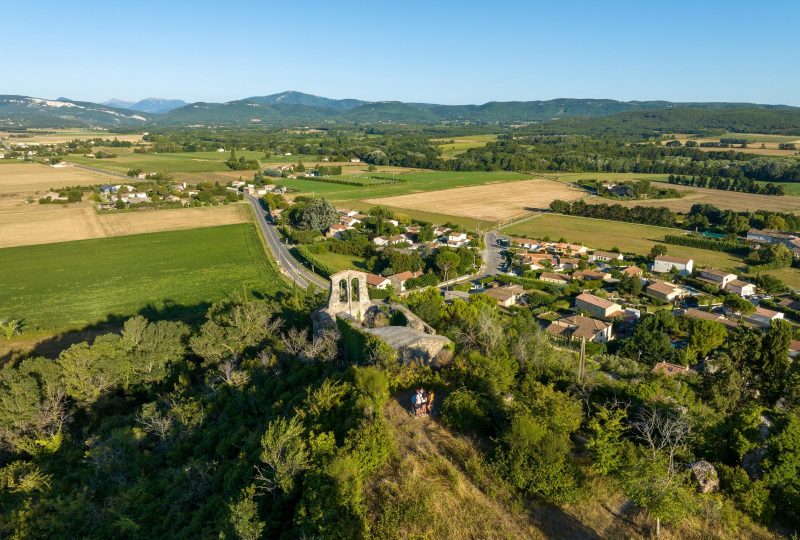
left=302, top=175, right=405, bottom=187
left=293, top=245, right=337, bottom=278
left=663, top=234, right=750, bottom=255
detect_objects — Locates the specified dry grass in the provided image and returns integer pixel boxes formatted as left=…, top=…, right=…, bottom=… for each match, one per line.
left=596, top=183, right=800, bottom=213
left=0, top=201, right=251, bottom=248
left=2, top=131, right=143, bottom=145
left=364, top=178, right=586, bottom=222
left=0, top=162, right=113, bottom=194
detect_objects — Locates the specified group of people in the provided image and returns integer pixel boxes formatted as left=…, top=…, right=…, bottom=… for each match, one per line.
left=411, top=387, right=434, bottom=417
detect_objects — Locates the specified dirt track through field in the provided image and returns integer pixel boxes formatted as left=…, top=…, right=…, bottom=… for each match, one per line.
left=363, top=178, right=586, bottom=222
left=0, top=203, right=251, bottom=248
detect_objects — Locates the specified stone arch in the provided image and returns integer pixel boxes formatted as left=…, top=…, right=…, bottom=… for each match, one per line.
left=327, top=270, right=371, bottom=322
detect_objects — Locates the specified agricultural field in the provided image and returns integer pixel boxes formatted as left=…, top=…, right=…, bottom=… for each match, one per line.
left=601, top=183, right=800, bottom=213
left=0, top=197, right=251, bottom=248
left=432, top=134, right=499, bottom=158
left=364, top=178, right=586, bottom=222
left=285, top=170, right=536, bottom=202
left=0, top=162, right=112, bottom=193
left=64, top=149, right=264, bottom=174
left=669, top=132, right=800, bottom=157
left=0, top=223, right=286, bottom=332
left=2, top=129, right=144, bottom=145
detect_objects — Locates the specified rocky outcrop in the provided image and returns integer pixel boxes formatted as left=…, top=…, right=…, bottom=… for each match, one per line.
left=689, top=460, right=719, bottom=494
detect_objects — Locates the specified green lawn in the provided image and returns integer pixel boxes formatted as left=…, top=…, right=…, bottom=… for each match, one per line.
left=311, top=251, right=368, bottom=272
left=64, top=150, right=264, bottom=174
left=0, top=224, right=286, bottom=331
left=504, top=213, right=743, bottom=270
left=285, top=170, right=533, bottom=201
left=755, top=180, right=800, bottom=196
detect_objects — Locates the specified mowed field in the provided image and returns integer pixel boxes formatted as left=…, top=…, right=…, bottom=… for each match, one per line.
left=504, top=213, right=800, bottom=288
left=0, top=199, right=251, bottom=248
left=364, top=178, right=586, bottom=222
left=283, top=170, right=534, bottom=202
left=0, top=224, right=286, bottom=331
left=670, top=133, right=800, bottom=157
left=65, top=149, right=265, bottom=174
left=0, top=162, right=113, bottom=193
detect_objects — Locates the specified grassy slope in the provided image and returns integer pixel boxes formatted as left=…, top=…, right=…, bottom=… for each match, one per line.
left=64, top=150, right=264, bottom=174
left=0, top=223, right=285, bottom=331
left=309, top=250, right=368, bottom=272
left=433, top=134, right=499, bottom=159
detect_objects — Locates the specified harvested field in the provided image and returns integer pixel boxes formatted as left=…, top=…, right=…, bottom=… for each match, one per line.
left=0, top=162, right=112, bottom=193
left=0, top=201, right=251, bottom=248
left=364, top=178, right=586, bottom=222
left=597, top=183, right=800, bottom=213
left=2, top=130, right=143, bottom=145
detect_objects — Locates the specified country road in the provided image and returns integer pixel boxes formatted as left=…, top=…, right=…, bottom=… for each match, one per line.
left=244, top=195, right=328, bottom=290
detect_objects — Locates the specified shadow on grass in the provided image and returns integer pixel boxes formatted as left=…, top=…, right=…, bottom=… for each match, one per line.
left=1, top=300, right=213, bottom=363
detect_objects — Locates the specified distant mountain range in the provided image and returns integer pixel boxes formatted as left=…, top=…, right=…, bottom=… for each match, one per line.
left=102, top=98, right=187, bottom=114
left=1, top=90, right=797, bottom=129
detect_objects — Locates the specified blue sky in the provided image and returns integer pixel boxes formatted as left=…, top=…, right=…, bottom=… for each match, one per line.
left=4, top=0, right=799, bottom=105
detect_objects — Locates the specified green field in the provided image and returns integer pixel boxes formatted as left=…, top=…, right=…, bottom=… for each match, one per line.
left=432, top=134, right=499, bottom=159
left=311, top=251, right=368, bottom=272
left=285, top=170, right=533, bottom=201
left=65, top=150, right=264, bottom=174
left=0, top=224, right=286, bottom=330
left=755, top=180, right=800, bottom=196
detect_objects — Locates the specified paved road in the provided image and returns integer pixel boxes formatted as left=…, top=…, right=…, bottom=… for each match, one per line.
left=482, top=229, right=505, bottom=278
left=244, top=195, right=328, bottom=290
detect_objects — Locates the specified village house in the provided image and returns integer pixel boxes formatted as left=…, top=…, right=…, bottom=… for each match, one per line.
left=511, top=237, right=541, bottom=250
left=484, top=284, right=524, bottom=307
left=697, top=268, right=737, bottom=290
left=447, top=232, right=469, bottom=247
left=744, top=307, right=785, bottom=328
left=546, top=315, right=614, bottom=343
left=365, top=273, right=392, bottom=290
left=645, top=281, right=685, bottom=302
left=556, top=257, right=580, bottom=271
left=390, top=270, right=424, bottom=292
left=621, top=266, right=644, bottom=278
left=575, top=293, right=623, bottom=320
left=539, top=272, right=571, bottom=285
left=373, top=236, right=389, bottom=247
left=388, top=234, right=411, bottom=246
left=724, top=279, right=756, bottom=297
left=590, top=250, right=624, bottom=263
left=573, top=269, right=611, bottom=282
left=433, top=226, right=452, bottom=237
left=337, top=209, right=359, bottom=218
left=340, top=216, right=361, bottom=227
left=652, top=255, right=694, bottom=275
left=551, top=242, right=587, bottom=255
left=326, top=223, right=352, bottom=239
